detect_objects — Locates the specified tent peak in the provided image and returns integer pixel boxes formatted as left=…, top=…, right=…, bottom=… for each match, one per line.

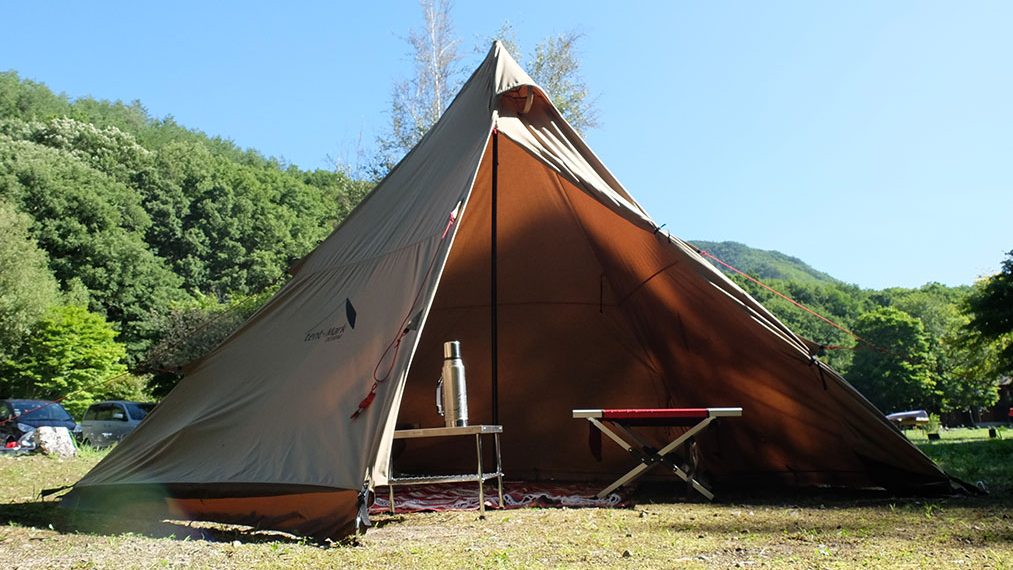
left=480, top=39, right=539, bottom=99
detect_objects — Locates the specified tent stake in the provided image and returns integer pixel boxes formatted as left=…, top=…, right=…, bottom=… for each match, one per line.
left=491, top=128, right=500, bottom=425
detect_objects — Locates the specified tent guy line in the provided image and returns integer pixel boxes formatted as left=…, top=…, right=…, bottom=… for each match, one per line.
left=697, top=249, right=865, bottom=345
left=354, top=203, right=464, bottom=420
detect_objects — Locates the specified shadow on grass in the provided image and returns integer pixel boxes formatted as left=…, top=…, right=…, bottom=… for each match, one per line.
left=0, top=500, right=321, bottom=545
left=633, top=483, right=1013, bottom=545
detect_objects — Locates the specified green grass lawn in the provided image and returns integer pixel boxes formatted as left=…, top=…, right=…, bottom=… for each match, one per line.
left=1, top=436, right=1011, bottom=569
left=907, top=426, right=1013, bottom=494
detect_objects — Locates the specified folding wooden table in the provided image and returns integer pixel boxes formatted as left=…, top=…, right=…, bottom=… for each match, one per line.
left=573, top=407, right=742, bottom=500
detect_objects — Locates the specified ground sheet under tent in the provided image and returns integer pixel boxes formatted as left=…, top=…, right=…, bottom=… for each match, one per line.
left=370, top=481, right=628, bottom=514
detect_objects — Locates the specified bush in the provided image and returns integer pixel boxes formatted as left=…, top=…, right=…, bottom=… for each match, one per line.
left=0, top=305, right=128, bottom=417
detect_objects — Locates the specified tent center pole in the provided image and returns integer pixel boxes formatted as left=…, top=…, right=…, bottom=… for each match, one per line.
left=491, top=128, right=499, bottom=426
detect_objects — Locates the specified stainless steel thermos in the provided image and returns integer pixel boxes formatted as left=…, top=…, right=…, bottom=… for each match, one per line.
left=436, top=340, right=469, bottom=427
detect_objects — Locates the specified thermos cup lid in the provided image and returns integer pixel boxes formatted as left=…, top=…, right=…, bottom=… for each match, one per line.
left=443, top=340, right=461, bottom=360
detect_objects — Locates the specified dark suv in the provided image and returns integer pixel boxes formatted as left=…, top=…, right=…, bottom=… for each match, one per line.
left=0, top=399, right=80, bottom=452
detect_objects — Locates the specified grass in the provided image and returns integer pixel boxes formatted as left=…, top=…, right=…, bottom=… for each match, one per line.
left=908, top=426, right=1013, bottom=494
left=0, top=435, right=1011, bottom=569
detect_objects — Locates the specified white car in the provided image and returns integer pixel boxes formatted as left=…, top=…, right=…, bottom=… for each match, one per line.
left=80, top=401, right=155, bottom=447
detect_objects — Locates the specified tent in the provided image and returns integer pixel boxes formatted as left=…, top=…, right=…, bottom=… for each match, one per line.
left=63, top=43, right=958, bottom=540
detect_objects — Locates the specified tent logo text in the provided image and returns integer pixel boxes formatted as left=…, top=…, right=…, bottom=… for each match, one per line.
left=303, top=298, right=357, bottom=343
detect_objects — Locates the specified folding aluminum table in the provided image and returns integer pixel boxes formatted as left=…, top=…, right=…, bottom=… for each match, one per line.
left=385, top=424, right=504, bottom=515
left=573, top=407, right=742, bottom=500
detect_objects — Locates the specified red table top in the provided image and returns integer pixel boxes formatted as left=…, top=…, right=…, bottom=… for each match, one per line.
left=601, top=408, right=710, bottom=420
left=572, top=407, right=742, bottom=420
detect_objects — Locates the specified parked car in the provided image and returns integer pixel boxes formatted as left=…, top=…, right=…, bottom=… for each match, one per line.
left=0, top=399, right=81, bottom=453
left=80, top=400, right=155, bottom=447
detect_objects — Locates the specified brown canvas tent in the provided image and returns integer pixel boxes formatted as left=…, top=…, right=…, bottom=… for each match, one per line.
left=63, top=43, right=958, bottom=540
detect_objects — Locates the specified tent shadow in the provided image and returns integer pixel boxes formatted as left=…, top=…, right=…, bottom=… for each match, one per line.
left=0, top=500, right=314, bottom=545
left=647, top=497, right=1013, bottom=545
left=633, top=481, right=1002, bottom=507
left=631, top=483, right=1013, bottom=545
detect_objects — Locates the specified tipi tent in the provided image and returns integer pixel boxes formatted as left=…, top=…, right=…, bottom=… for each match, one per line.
left=64, top=43, right=957, bottom=540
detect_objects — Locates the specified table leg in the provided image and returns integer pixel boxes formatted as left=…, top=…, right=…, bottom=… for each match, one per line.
left=494, top=432, right=504, bottom=507
left=664, top=461, right=715, bottom=500
left=389, top=484, right=395, bottom=514
left=589, top=417, right=719, bottom=500
left=476, top=433, right=485, bottom=516
left=597, top=460, right=655, bottom=499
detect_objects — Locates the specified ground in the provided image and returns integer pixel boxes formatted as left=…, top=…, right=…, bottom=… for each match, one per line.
left=1, top=429, right=1011, bottom=569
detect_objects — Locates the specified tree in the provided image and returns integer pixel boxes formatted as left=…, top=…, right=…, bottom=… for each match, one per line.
left=374, top=0, right=462, bottom=175
left=0, top=199, right=61, bottom=361
left=847, top=307, right=937, bottom=413
left=882, top=283, right=1003, bottom=416
left=964, top=250, right=1013, bottom=374
left=145, top=141, right=347, bottom=297
left=373, top=6, right=602, bottom=177
left=0, top=72, right=71, bottom=121
left=1, top=76, right=373, bottom=369
left=0, top=305, right=128, bottom=417
left=139, top=290, right=274, bottom=397
left=731, top=276, right=868, bottom=372
left=485, top=24, right=600, bottom=135
left=0, top=133, right=187, bottom=360
left=937, top=329, right=1001, bottom=418
left=527, top=32, right=600, bottom=134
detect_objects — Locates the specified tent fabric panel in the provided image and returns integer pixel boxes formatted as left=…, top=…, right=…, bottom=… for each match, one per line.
left=63, top=41, right=955, bottom=542
left=397, top=133, right=946, bottom=489
left=72, top=240, right=446, bottom=491
left=394, top=138, right=668, bottom=478
left=558, top=170, right=948, bottom=488
left=297, top=48, right=508, bottom=273
left=495, top=64, right=810, bottom=357
left=63, top=484, right=358, bottom=541
left=66, top=43, right=509, bottom=528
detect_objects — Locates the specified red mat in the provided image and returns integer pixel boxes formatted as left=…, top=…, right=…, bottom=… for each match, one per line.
left=370, top=481, right=627, bottom=514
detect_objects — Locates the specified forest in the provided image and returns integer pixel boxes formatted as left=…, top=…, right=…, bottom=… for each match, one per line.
left=694, top=240, right=1011, bottom=422
left=0, top=70, right=1009, bottom=423
left=0, top=71, right=370, bottom=414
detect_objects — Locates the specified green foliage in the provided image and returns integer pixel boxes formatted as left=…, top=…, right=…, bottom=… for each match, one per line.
left=372, top=0, right=462, bottom=176
left=527, top=32, right=599, bottom=135
left=0, top=305, right=127, bottom=417
left=0, top=73, right=369, bottom=372
left=0, top=198, right=60, bottom=361
left=926, top=273, right=1010, bottom=414
left=848, top=307, right=937, bottom=412
left=700, top=242, right=1000, bottom=415
left=693, top=240, right=840, bottom=285
left=0, top=132, right=186, bottom=359
left=139, top=290, right=276, bottom=397
left=0, top=72, right=69, bottom=120
left=872, top=283, right=998, bottom=414
left=877, top=282, right=969, bottom=340
left=935, top=339, right=1001, bottom=415
left=140, top=141, right=349, bottom=296
left=92, top=373, right=152, bottom=403
left=730, top=275, right=868, bottom=371
left=487, top=24, right=600, bottom=135
left=964, top=250, right=1013, bottom=374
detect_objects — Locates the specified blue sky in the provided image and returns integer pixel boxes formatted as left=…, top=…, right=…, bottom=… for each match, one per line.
left=2, top=1, right=1009, bottom=289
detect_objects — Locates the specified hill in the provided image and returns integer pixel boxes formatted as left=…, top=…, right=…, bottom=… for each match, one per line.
left=690, top=240, right=842, bottom=286
left=0, top=71, right=371, bottom=367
